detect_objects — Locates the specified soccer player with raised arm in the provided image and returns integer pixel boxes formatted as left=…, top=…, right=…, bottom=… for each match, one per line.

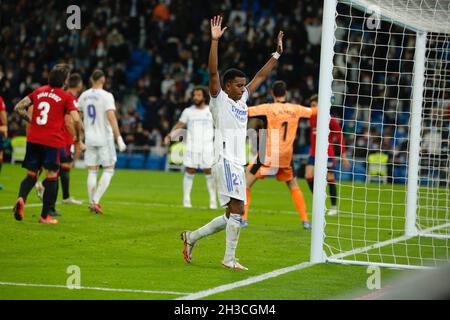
left=13, top=64, right=84, bottom=224
left=181, top=15, right=283, bottom=270
left=305, top=94, right=350, bottom=216
left=244, top=81, right=316, bottom=230
left=164, top=86, right=217, bottom=209
left=78, top=69, right=127, bottom=214
left=0, top=96, right=7, bottom=191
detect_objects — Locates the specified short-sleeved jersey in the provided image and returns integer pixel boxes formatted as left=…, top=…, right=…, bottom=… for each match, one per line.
left=179, top=105, right=214, bottom=154
left=27, top=85, right=78, bottom=148
left=309, top=114, right=346, bottom=157
left=0, top=96, right=6, bottom=126
left=78, top=88, right=116, bottom=147
left=209, top=89, right=249, bottom=165
left=249, top=103, right=315, bottom=167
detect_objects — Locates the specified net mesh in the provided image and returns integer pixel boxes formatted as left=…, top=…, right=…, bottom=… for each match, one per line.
left=323, top=0, right=450, bottom=267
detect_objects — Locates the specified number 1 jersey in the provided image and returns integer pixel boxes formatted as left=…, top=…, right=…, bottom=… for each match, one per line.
left=78, top=88, right=116, bottom=147
left=27, top=85, right=78, bottom=148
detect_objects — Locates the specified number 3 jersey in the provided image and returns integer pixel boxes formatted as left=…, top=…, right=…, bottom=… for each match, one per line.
left=27, top=85, right=78, bottom=148
left=78, top=88, right=116, bottom=147
left=248, top=103, right=315, bottom=168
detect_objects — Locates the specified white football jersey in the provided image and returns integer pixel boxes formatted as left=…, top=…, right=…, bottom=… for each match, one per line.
left=209, top=88, right=249, bottom=165
left=78, top=88, right=116, bottom=147
left=179, top=105, right=214, bottom=154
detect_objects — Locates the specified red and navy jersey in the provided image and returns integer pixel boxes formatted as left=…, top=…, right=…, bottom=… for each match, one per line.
left=27, top=85, right=78, bottom=148
left=309, top=114, right=346, bottom=157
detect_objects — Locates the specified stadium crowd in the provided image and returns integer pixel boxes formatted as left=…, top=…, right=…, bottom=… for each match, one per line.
left=1, top=0, right=448, bottom=177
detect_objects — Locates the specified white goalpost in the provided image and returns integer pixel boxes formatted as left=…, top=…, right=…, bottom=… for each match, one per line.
left=311, top=0, right=450, bottom=269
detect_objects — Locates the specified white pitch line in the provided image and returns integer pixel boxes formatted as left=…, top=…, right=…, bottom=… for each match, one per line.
left=176, top=262, right=314, bottom=300
left=0, top=281, right=191, bottom=296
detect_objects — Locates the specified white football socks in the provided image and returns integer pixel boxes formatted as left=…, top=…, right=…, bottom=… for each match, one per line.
left=183, top=172, right=195, bottom=204
left=189, top=214, right=228, bottom=243
left=87, top=170, right=98, bottom=204
left=92, top=169, right=114, bottom=204
left=205, top=174, right=216, bottom=205
left=224, top=213, right=242, bottom=262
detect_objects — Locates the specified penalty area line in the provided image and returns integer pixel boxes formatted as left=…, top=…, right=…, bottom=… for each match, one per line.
left=0, top=281, right=192, bottom=296
left=176, top=261, right=314, bottom=300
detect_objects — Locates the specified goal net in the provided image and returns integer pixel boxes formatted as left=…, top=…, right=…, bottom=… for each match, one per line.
left=311, top=0, right=450, bottom=269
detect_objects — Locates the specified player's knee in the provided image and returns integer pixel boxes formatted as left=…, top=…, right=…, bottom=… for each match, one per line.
left=229, top=200, right=244, bottom=215
left=61, top=163, right=72, bottom=170
left=104, top=168, right=115, bottom=177
left=327, top=172, right=335, bottom=182
left=27, top=170, right=38, bottom=180
left=186, top=167, right=196, bottom=175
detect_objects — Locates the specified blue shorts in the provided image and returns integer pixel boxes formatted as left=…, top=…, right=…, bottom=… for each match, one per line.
left=60, top=144, right=73, bottom=163
left=22, top=142, right=60, bottom=171
left=307, top=156, right=335, bottom=170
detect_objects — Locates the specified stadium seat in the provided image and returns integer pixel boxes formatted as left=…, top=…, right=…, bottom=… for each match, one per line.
left=128, top=154, right=146, bottom=169
left=145, top=155, right=166, bottom=170
left=115, top=153, right=130, bottom=169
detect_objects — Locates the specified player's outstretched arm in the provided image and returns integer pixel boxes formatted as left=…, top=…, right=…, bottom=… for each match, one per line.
left=14, top=96, right=33, bottom=123
left=164, top=121, right=186, bottom=145
left=247, top=31, right=284, bottom=95
left=208, top=15, right=227, bottom=97
left=106, top=110, right=126, bottom=152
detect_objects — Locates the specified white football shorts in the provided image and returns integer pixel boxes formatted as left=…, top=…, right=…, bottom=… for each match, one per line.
left=212, top=156, right=246, bottom=208
left=84, top=141, right=117, bottom=167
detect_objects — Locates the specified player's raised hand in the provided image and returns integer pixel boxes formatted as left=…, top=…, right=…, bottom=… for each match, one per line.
left=210, top=15, right=227, bottom=41
left=276, top=31, right=284, bottom=55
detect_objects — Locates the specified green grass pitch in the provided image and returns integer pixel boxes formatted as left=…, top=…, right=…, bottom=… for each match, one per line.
left=0, top=163, right=430, bottom=299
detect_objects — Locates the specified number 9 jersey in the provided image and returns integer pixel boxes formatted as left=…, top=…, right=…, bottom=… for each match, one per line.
left=27, top=85, right=78, bottom=148
left=77, top=88, right=116, bottom=147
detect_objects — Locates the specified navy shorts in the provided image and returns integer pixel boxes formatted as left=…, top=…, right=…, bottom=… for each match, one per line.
left=60, top=144, right=73, bottom=163
left=22, top=142, right=60, bottom=171
left=307, top=156, right=335, bottom=170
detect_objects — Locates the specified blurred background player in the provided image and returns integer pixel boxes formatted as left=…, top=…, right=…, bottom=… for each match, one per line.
left=13, top=64, right=84, bottom=224
left=78, top=69, right=127, bottom=214
left=244, top=81, right=316, bottom=230
left=0, top=96, right=7, bottom=191
left=35, top=73, right=84, bottom=207
left=164, top=86, right=217, bottom=209
left=305, top=94, right=350, bottom=216
left=181, top=16, right=283, bottom=271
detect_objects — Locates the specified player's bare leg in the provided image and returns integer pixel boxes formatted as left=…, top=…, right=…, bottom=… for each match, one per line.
left=287, top=178, right=311, bottom=230
left=183, top=167, right=196, bottom=208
